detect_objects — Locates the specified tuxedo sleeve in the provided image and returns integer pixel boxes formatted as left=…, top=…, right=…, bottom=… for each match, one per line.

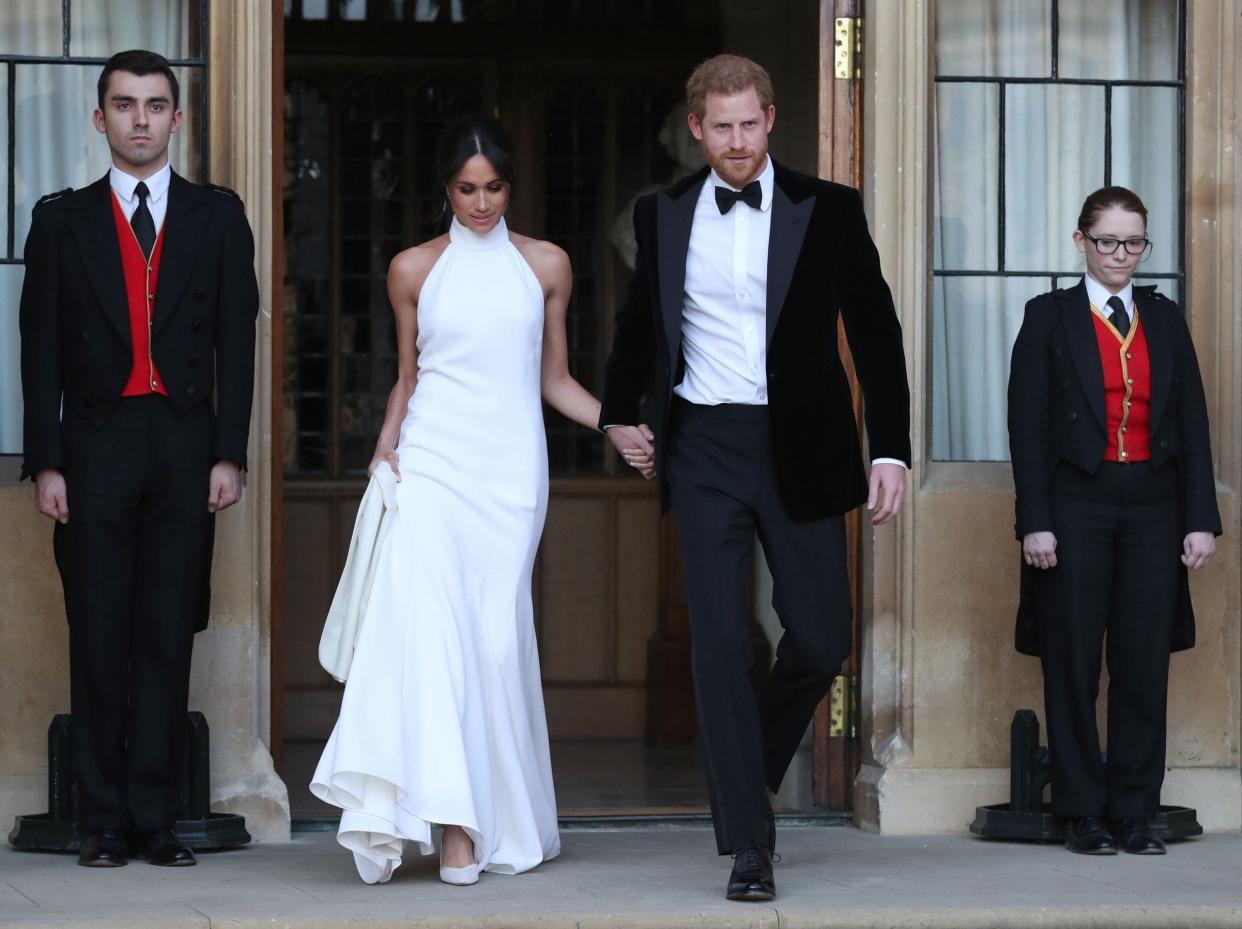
left=1007, top=299, right=1054, bottom=539
left=18, top=205, right=64, bottom=480
left=837, top=188, right=911, bottom=466
left=1173, top=307, right=1221, bottom=535
left=212, top=198, right=259, bottom=468
left=599, top=194, right=657, bottom=429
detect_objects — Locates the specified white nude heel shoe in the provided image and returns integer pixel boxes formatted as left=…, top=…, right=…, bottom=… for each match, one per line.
left=438, top=844, right=481, bottom=886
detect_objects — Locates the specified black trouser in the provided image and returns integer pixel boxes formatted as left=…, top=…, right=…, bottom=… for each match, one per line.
left=53, top=396, right=214, bottom=832
left=1040, top=460, right=1181, bottom=820
left=667, top=399, right=852, bottom=854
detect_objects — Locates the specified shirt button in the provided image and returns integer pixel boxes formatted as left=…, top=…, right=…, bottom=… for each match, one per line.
left=1121, top=426, right=1127, bottom=433
left=758, top=391, right=767, bottom=401
left=1127, top=377, right=1134, bottom=385
left=1126, top=352, right=1133, bottom=359
left=1121, top=451, right=1128, bottom=459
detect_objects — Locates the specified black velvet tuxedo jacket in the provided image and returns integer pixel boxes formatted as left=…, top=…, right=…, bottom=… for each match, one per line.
left=599, top=162, right=911, bottom=522
left=19, top=172, right=259, bottom=480
left=1007, top=280, right=1221, bottom=655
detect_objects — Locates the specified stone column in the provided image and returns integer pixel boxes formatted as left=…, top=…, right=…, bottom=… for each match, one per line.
left=190, top=0, right=289, bottom=842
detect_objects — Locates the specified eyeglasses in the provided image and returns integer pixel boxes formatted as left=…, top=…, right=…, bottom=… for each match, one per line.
left=1082, top=231, right=1152, bottom=258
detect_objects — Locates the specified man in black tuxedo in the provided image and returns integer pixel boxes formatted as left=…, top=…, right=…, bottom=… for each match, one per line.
left=600, top=55, right=910, bottom=900
left=19, top=50, right=258, bottom=868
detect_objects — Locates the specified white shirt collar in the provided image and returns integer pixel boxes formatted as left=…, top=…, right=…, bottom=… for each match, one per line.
left=1083, top=273, right=1133, bottom=317
left=706, top=156, right=774, bottom=213
left=109, top=163, right=171, bottom=206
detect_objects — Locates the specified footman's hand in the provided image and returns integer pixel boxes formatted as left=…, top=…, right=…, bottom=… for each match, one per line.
left=35, top=468, right=69, bottom=524
left=1182, top=531, right=1215, bottom=570
left=208, top=460, right=242, bottom=513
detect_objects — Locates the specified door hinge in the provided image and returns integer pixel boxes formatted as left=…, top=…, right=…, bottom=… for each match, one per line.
left=828, top=673, right=859, bottom=738
left=834, top=16, right=862, bottom=81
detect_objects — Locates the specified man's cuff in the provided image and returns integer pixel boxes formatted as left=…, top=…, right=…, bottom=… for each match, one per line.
left=871, top=457, right=910, bottom=470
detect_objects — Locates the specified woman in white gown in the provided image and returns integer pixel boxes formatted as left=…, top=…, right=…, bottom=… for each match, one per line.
left=311, top=117, right=654, bottom=885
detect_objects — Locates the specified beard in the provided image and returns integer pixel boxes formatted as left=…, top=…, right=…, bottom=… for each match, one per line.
left=706, top=147, right=765, bottom=188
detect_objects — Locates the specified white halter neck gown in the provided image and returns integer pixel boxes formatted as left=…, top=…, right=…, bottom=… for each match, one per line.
left=311, top=216, right=560, bottom=884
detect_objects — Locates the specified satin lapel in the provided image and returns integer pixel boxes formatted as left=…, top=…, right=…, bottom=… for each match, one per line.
left=153, top=173, right=209, bottom=334
left=1060, top=280, right=1107, bottom=432
left=655, top=179, right=701, bottom=357
left=68, top=176, right=131, bottom=349
left=765, top=183, right=814, bottom=347
left=1137, top=289, right=1173, bottom=433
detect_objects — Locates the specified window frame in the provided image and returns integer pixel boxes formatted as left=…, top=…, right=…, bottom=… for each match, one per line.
left=931, top=0, right=1187, bottom=462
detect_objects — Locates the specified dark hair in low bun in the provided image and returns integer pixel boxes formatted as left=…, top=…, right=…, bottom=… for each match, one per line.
left=1077, top=185, right=1148, bottom=233
left=435, top=115, right=516, bottom=197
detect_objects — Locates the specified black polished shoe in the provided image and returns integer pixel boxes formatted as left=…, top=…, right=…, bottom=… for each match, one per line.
left=1115, top=818, right=1167, bottom=855
left=78, top=830, right=129, bottom=867
left=727, top=846, right=775, bottom=901
left=1065, top=816, right=1118, bottom=855
left=133, top=828, right=196, bottom=867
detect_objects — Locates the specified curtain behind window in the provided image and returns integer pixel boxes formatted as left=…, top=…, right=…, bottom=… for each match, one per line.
left=932, top=0, right=1179, bottom=461
left=0, top=1, right=197, bottom=456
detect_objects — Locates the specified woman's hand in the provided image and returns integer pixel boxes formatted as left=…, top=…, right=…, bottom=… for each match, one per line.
left=1182, top=531, right=1215, bottom=570
left=369, top=440, right=400, bottom=480
left=1023, top=531, right=1057, bottom=570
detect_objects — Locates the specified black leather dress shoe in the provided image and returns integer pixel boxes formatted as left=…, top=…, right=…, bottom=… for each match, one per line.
left=727, top=846, right=775, bottom=901
left=1115, top=818, right=1167, bottom=855
left=1065, top=816, right=1118, bottom=855
left=78, top=830, right=128, bottom=867
left=133, top=828, right=196, bottom=867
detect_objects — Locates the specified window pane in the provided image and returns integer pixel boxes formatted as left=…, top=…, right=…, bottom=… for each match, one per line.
left=1058, top=0, right=1178, bottom=81
left=0, top=266, right=22, bottom=454
left=72, top=0, right=196, bottom=59
left=1004, top=84, right=1104, bottom=272
left=935, top=0, right=1050, bottom=77
left=302, top=0, right=330, bottom=19
left=1, top=66, right=8, bottom=258
left=934, top=82, right=999, bottom=270
left=341, top=0, right=367, bottom=20
left=1134, top=276, right=1180, bottom=309
left=931, top=276, right=1042, bottom=462
left=1112, top=86, right=1179, bottom=275
left=13, top=65, right=202, bottom=257
left=0, top=1, right=63, bottom=56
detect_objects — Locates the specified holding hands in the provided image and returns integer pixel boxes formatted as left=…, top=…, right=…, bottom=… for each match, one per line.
left=606, top=424, right=656, bottom=480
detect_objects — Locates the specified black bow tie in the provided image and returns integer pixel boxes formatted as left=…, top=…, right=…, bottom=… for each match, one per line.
left=715, top=181, right=762, bottom=214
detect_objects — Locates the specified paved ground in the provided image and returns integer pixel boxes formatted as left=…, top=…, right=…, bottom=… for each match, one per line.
left=3, top=825, right=1242, bottom=928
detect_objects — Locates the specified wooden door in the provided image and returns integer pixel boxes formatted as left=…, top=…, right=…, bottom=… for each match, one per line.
left=810, top=0, right=867, bottom=811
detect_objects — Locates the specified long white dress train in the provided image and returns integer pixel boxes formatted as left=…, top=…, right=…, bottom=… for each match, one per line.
left=310, top=215, right=561, bottom=884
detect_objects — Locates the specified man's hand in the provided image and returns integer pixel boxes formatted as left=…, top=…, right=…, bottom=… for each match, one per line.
left=866, top=461, right=906, bottom=525
left=1023, top=531, right=1057, bottom=570
left=606, top=424, right=657, bottom=480
left=208, top=461, right=243, bottom=513
left=35, top=468, right=69, bottom=524
left=1182, top=531, right=1216, bottom=570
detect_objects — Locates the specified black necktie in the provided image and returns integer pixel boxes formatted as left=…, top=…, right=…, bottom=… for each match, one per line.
left=1106, top=295, right=1130, bottom=338
left=715, top=181, right=762, bottom=215
left=131, top=181, right=156, bottom=259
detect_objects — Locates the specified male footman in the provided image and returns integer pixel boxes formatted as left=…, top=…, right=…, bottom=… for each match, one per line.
left=19, top=50, right=258, bottom=867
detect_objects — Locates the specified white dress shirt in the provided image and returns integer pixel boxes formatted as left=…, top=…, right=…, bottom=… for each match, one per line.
left=670, top=157, right=904, bottom=469
left=674, top=158, right=774, bottom=406
left=1084, top=273, right=1134, bottom=324
left=109, top=163, right=171, bottom=234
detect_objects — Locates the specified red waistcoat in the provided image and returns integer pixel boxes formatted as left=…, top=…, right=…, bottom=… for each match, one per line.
left=111, top=192, right=168, bottom=397
left=1091, top=307, right=1151, bottom=463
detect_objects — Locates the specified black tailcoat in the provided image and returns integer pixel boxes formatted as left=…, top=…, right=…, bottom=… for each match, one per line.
left=1008, top=281, right=1221, bottom=656
left=17, top=170, right=258, bottom=832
